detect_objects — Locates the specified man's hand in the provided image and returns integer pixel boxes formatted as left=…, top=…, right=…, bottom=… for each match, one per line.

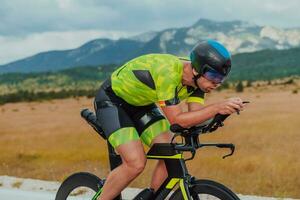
left=217, top=97, right=245, bottom=115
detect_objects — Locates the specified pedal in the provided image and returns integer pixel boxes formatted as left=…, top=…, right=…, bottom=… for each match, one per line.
left=133, top=188, right=155, bottom=200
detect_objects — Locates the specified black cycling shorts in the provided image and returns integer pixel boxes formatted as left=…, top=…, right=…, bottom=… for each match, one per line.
left=94, top=78, right=170, bottom=148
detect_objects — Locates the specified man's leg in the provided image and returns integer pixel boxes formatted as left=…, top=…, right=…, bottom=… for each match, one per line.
left=98, top=140, right=146, bottom=200
left=149, top=132, right=173, bottom=191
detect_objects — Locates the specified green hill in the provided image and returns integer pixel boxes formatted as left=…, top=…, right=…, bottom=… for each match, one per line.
left=231, top=47, right=300, bottom=81
left=0, top=47, right=300, bottom=104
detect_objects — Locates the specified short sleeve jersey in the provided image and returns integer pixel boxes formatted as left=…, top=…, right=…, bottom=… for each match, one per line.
left=111, top=54, right=205, bottom=107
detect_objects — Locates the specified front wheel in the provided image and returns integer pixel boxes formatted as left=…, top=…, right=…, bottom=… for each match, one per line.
left=55, top=172, right=104, bottom=200
left=170, top=179, right=240, bottom=200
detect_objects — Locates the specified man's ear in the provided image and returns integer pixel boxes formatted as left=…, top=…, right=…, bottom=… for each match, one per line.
left=192, top=68, right=198, bottom=76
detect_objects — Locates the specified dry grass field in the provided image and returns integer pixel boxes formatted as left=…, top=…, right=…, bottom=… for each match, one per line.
left=0, top=84, right=299, bottom=198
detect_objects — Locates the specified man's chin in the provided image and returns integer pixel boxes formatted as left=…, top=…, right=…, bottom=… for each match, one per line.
left=204, top=88, right=213, bottom=93
left=199, top=87, right=212, bottom=93
left=202, top=89, right=209, bottom=93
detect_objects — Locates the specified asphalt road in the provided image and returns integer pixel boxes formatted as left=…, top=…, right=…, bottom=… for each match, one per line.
left=1, top=188, right=298, bottom=200
left=0, top=176, right=298, bottom=200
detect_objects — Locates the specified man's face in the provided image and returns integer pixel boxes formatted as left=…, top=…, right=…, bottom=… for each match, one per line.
left=192, top=68, right=221, bottom=93
left=196, top=76, right=221, bottom=93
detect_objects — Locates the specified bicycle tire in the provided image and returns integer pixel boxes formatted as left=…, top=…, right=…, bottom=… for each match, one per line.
left=169, top=179, right=240, bottom=200
left=198, top=179, right=240, bottom=199
left=55, top=172, right=103, bottom=200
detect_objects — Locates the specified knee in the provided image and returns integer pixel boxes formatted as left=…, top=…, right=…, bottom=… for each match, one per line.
left=124, top=156, right=146, bottom=176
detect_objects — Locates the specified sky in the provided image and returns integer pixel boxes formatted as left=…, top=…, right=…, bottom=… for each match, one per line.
left=1, top=0, right=300, bottom=65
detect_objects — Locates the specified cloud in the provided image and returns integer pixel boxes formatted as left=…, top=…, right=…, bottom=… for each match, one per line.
left=1, top=0, right=300, bottom=36
left=1, top=0, right=300, bottom=64
left=0, top=29, right=136, bottom=65
left=0, top=0, right=121, bottom=36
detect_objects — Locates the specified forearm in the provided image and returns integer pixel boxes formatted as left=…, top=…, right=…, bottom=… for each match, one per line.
left=173, top=103, right=219, bottom=128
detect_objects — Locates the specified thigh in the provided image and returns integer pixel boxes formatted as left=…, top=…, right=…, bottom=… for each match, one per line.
left=127, top=104, right=172, bottom=146
left=96, top=105, right=133, bottom=137
left=96, top=105, right=142, bottom=148
left=150, top=131, right=174, bottom=145
left=140, top=119, right=172, bottom=146
left=95, top=80, right=142, bottom=148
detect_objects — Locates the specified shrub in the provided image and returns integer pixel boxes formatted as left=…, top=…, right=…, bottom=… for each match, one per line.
left=292, top=89, right=298, bottom=94
left=235, top=81, right=244, bottom=93
left=246, top=80, right=253, bottom=87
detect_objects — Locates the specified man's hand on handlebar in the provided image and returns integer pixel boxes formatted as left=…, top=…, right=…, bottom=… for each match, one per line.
left=202, top=100, right=249, bottom=133
left=216, top=97, right=246, bottom=115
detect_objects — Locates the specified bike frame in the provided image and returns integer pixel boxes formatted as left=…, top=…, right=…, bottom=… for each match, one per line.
left=91, top=142, right=193, bottom=200
left=80, top=108, right=236, bottom=200
left=147, top=143, right=192, bottom=200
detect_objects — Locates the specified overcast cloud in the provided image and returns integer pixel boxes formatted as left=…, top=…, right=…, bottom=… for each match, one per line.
left=1, top=0, right=300, bottom=65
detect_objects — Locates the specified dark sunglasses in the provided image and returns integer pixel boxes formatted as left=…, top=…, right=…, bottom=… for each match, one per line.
left=202, top=66, right=225, bottom=84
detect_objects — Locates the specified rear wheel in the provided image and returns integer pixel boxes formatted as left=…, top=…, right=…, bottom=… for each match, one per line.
left=55, top=172, right=104, bottom=200
left=170, top=179, right=240, bottom=200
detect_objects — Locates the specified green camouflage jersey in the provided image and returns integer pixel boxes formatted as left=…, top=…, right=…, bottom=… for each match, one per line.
left=111, top=54, right=205, bottom=107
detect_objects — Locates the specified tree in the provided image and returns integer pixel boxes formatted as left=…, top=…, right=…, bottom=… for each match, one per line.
left=235, top=81, right=244, bottom=93
left=246, top=80, right=252, bottom=87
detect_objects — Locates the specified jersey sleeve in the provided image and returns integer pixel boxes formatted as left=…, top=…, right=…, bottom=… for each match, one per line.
left=155, top=59, right=182, bottom=107
left=156, top=75, right=181, bottom=107
left=186, top=88, right=205, bottom=105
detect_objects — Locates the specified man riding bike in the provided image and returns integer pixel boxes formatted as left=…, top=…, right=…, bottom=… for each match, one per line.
left=94, top=39, right=245, bottom=200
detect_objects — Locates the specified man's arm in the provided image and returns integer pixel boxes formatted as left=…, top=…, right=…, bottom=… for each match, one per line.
left=188, top=102, right=204, bottom=112
left=160, top=103, right=219, bottom=128
left=160, top=98, right=244, bottom=128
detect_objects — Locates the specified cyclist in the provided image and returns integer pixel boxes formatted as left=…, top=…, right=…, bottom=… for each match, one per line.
left=94, top=40, right=245, bottom=200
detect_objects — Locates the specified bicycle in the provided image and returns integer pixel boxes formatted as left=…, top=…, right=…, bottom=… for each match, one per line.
left=55, top=109, right=241, bottom=200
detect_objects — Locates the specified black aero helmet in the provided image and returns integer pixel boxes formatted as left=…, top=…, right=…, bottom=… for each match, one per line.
left=190, top=40, right=232, bottom=79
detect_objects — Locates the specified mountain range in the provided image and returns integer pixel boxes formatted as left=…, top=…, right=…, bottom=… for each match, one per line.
left=1, top=18, right=300, bottom=74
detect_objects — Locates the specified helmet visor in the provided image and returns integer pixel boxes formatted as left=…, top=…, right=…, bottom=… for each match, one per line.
left=203, top=67, right=226, bottom=84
